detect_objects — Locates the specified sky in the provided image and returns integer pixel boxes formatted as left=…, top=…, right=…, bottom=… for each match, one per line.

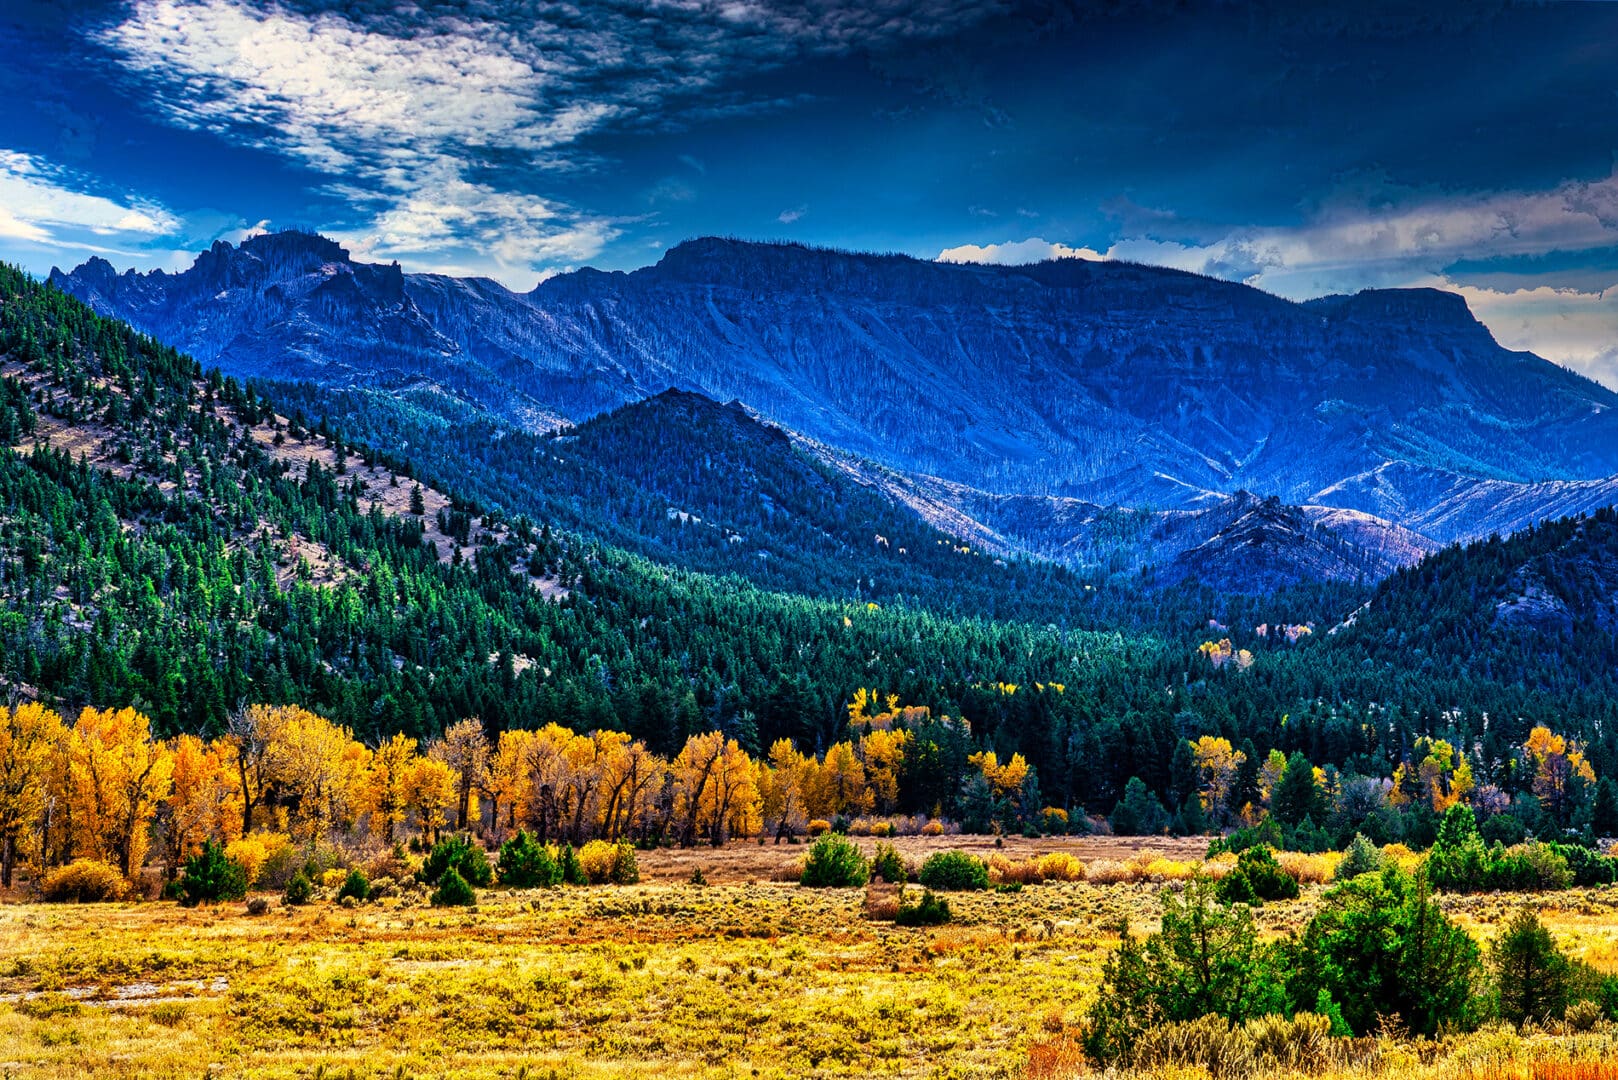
left=5, top=1, right=1618, bottom=383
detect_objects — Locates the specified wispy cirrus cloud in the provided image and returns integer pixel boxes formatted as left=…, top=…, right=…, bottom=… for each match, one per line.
left=97, top=0, right=1007, bottom=284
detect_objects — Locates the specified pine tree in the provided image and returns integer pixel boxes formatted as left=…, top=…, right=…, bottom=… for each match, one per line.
left=1592, top=777, right=1618, bottom=838
left=1272, top=751, right=1320, bottom=827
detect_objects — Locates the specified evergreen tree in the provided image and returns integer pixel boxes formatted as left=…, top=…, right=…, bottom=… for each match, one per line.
left=1272, top=751, right=1321, bottom=827
left=1111, top=777, right=1168, bottom=836
left=1592, top=777, right=1618, bottom=839
left=1492, top=908, right=1573, bottom=1027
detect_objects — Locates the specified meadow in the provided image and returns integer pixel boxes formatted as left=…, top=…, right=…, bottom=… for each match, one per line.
left=4, top=837, right=1618, bottom=1080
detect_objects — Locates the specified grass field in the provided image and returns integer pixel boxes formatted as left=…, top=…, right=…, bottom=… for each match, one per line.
left=2, top=839, right=1618, bottom=1079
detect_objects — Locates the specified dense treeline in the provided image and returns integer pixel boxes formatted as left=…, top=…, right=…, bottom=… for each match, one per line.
left=0, top=694, right=1037, bottom=890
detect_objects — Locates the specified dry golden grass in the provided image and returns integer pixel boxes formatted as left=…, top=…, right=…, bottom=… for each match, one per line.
left=2, top=845, right=1615, bottom=1078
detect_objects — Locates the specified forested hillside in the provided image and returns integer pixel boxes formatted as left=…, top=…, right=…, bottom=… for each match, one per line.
left=10, top=264, right=1618, bottom=821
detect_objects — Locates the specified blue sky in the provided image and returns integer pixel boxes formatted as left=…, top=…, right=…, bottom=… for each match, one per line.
left=5, top=1, right=1618, bottom=382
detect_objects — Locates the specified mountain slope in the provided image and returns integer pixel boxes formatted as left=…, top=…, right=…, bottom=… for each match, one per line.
left=0, top=259, right=1234, bottom=775
left=52, top=234, right=1618, bottom=537
left=1328, top=508, right=1618, bottom=693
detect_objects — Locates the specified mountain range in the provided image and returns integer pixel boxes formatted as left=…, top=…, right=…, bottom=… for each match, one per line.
left=50, top=231, right=1618, bottom=588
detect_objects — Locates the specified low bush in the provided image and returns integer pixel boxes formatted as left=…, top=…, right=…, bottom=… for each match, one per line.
left=430, top=867, right=476, bottom=907
left=807, top=819, right=832, bottom=837
left=1037, top=852, right=1086, bottom=882
left=1275, top=850, right=1341, bottom=885
left=989, top=855, right=1043, bottom=886
left=496, top=831, right=561, bottom=888
left=336, top=869, right=370, bottom=903
left=1215, top=846, right=1299, bottom=906
left=1335, top=833, right=1383, bottom=880
left=870, top=842, right=907, bottom=884
left=895, top=888, right=951, bottom=926
left=1243, top=1012, right=1334, bottom=1071
left=1130, top=1014, right=1255, bottom=1079
left=283, top=870, right=313, bottom=905
left=39, top=859, right=127, bottom=903
left=864, top=881, right=901, bottom=920
left=418, top=834, right=492, bottom=888
left=177, top=840, right=248, bottom=906
left=577, top=840, right=640, bottom=885
left=800, top=833, right=869, bottom=887
left=919, top=850, right=990, bottom=891
left=224, top=832, right=294, bottom=888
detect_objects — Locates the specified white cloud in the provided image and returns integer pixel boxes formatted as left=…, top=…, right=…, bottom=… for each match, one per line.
left=778, top=205, right=807, bottom=224
left=0, top=149, right=178, bottom=247
left=936, top=237, right=1105, bottom=265
left=1437, top=280, right=1618, bottom=387
left=98, top=0, right=1006, bottom=285
left=1090, top=171, right=1618, bottom=300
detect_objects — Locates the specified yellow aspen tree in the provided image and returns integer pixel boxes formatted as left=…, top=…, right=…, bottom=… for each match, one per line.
left=670, top=730, right=727, bottom=847
left=267, top=706, right=367, bottom=841
left=765, top=739, right=815, bottom=838
left=430, top=718, right=489, bottom=831
left=522, top=723, right=583, bottom=841
left=560, top=729, right=620, bottom=843
left=1259, top=748, right=1288, bottom=808
left=967, top=749, right=1030, bottom=797
left=362, top=733, right=418, bottom=844
left=164, top=734, right=241, bottom=871
left=1523, top=725, right=1597, bottom=823
left=224, top=704, right=293, bottom=836
left=62, top=707, right=174, bottom=877
left=0, top=703, right=65, bottom=887
left=595, top=733, right=658, bottom=841
left=816, top=741, right=872, bottom=818
left=1190, top=736, right=1245, bottom=819
left=481, top=728, right=535, bottom=840
left=402, top=755, right=456, bottom=844
left=858, top=729, right=910, bottom=814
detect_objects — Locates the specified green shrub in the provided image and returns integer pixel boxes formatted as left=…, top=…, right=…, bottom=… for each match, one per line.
left=1480, top=812, right=1526, bottom=846
left=1215, top=846, right=1298, bottom=905
left=1558, top=842, right=1618, bottom=886
left=1335, top=833, right=1383, bottom=881
left=800, top=833, right=869, bottom=887
left=431, top=867, right=476, bottom=907
left=1206, top=817, right=1284, bottom=858
left=1080, top=879, right=1287, bottom=1066
left=336, top=869, right=370, bottom=903
left=177, top=840, right=248, bottom=907
left=283, top=870, right=313, bottom=906
left=557, top=844, right=587, bottom=886
left=418, top=834, right=492, bottom=887
left=870, top=842, right=907, bottom=884
left=1287, top=867, right=1483, bottom=1036
left=496, top=831, right=561, bottom=888
left=895, top=888, right=951, bottom=926
left=918, top=850, right=989, bottom=891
